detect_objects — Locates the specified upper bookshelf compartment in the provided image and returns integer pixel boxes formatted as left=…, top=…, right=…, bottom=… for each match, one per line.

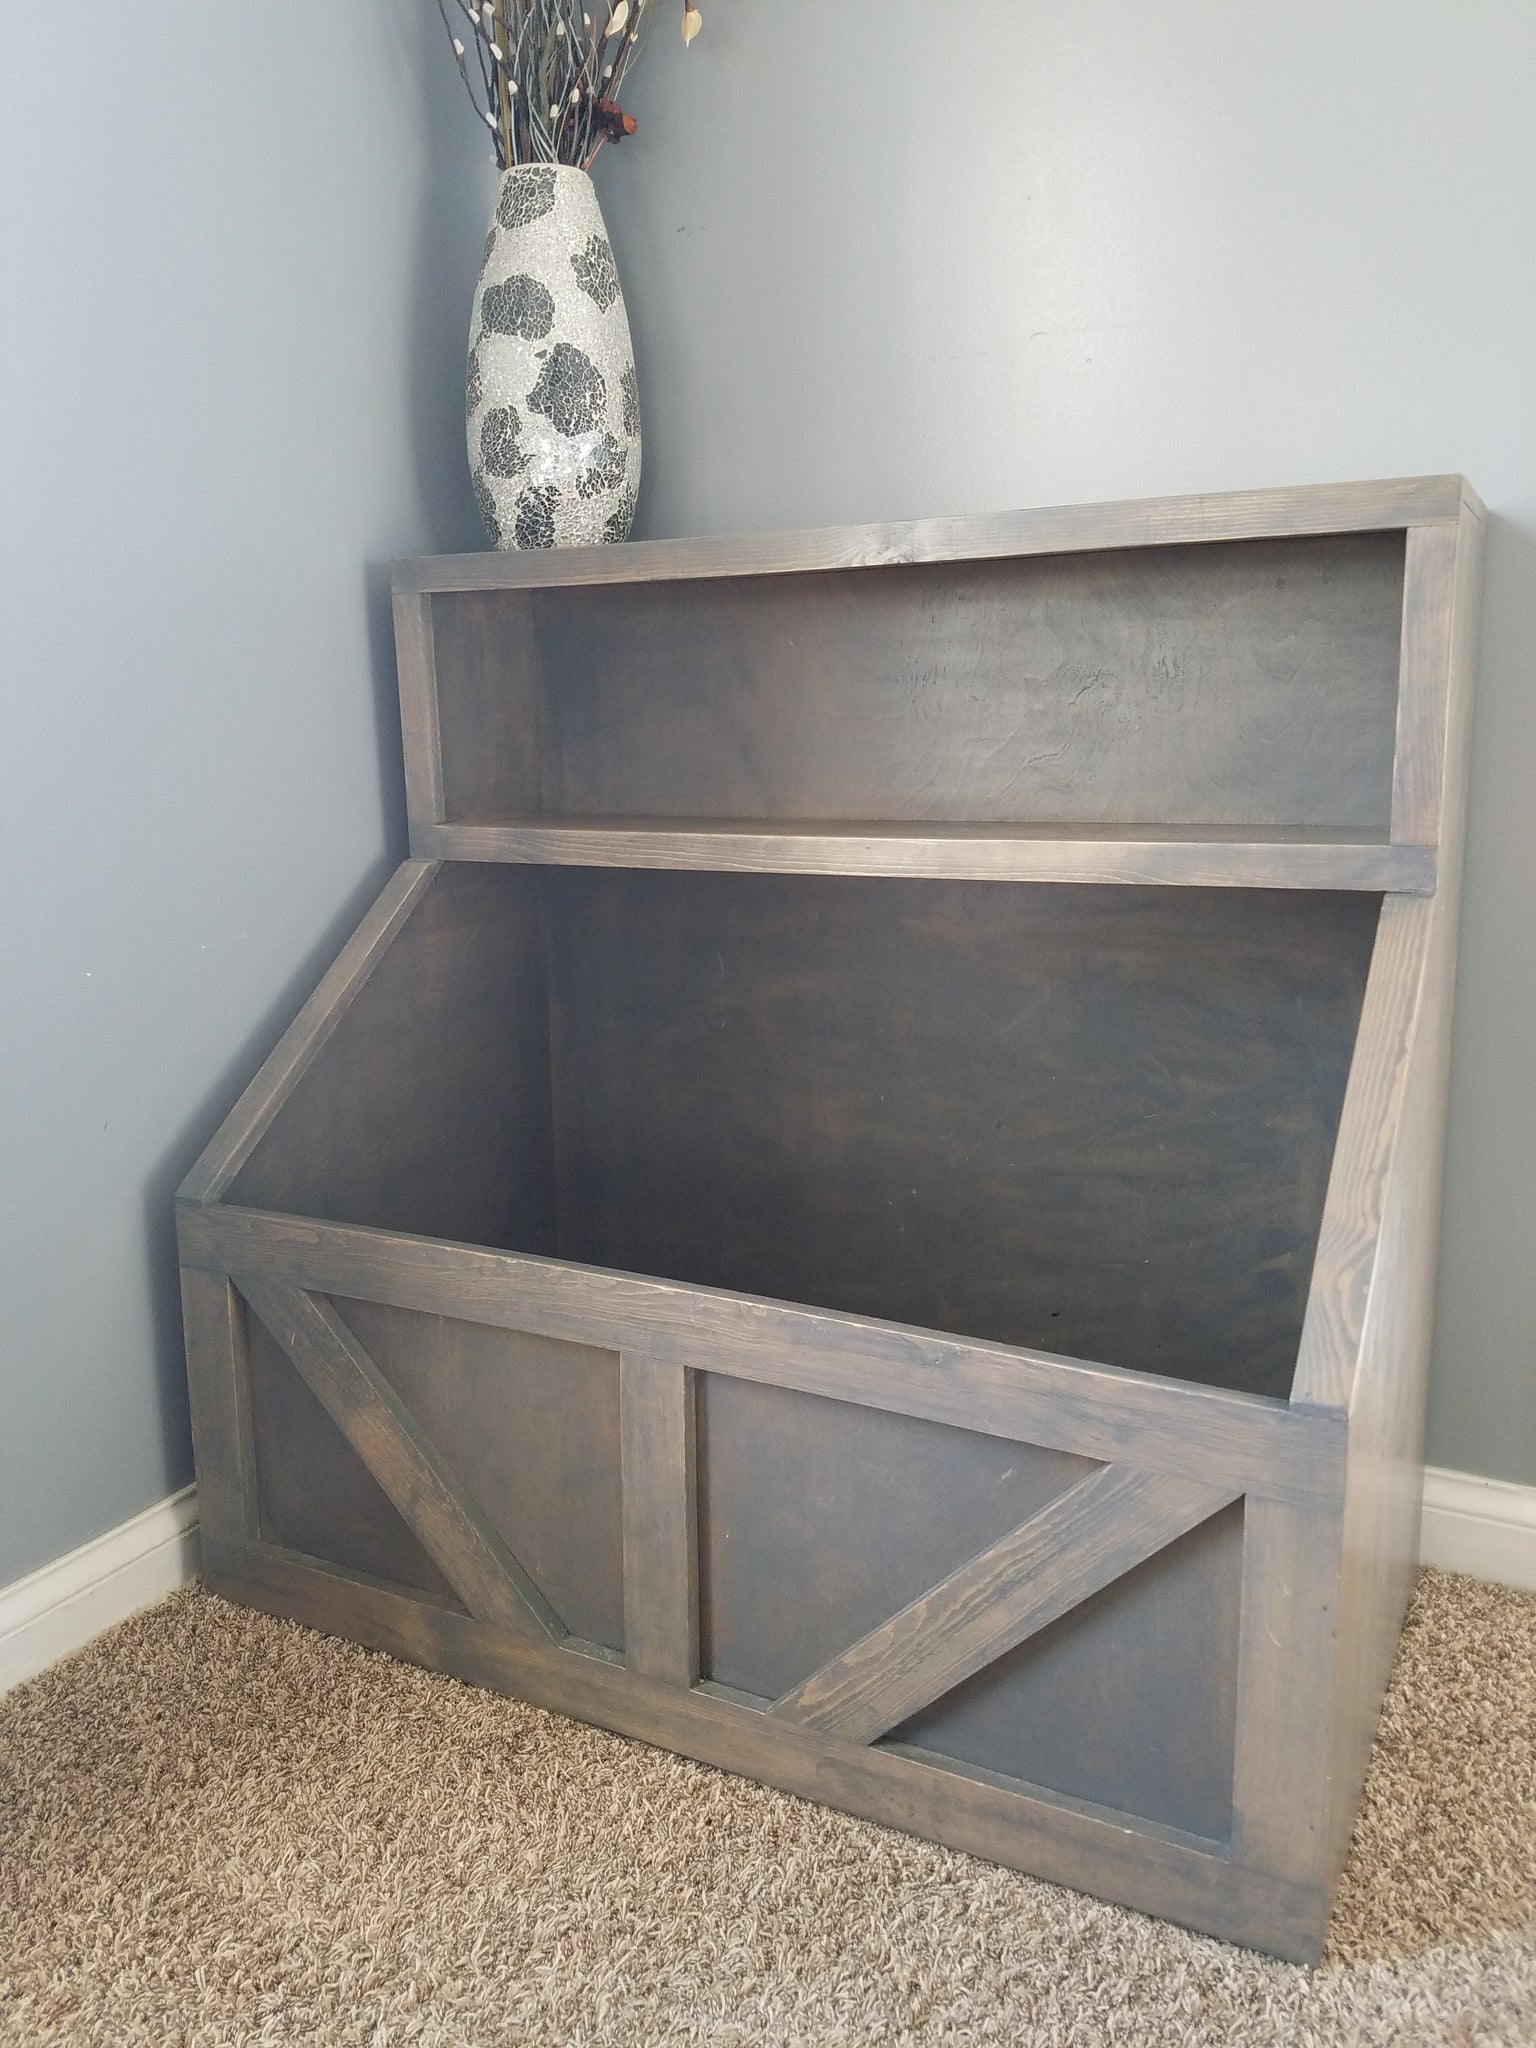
left=393, top=479, right=1477, bottom=886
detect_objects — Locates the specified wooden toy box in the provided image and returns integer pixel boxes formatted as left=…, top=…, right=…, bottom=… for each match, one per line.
left=177, top=477, right=1484, bottom=1961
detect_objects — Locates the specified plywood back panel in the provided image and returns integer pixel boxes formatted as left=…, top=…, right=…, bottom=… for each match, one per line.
left=429, top=532, right=1405, bottom=830
left=545, top=871, right=1379, bottom=1396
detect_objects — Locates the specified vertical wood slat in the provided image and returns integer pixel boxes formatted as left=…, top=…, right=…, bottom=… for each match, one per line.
left=393, top=584, right=445, bottom=831
left=1230, top=1496, right=1344, bottom=1881
left=1390, top=521, right=1459, bottom=846
left=620, top=1354, right=699, bottom=1686
left=237, top=1276, right=564, bottom=1645
left=179, top=1266, right=258, bottom=1544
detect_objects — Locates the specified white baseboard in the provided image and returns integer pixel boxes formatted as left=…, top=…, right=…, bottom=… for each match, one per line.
left=1420, top=1463, right=1536, bottom=1592
left=0, top=1486, right=201, bottom=1697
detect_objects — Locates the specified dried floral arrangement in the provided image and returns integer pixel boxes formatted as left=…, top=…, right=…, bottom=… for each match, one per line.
left=436, top=0, right=708, bottom=172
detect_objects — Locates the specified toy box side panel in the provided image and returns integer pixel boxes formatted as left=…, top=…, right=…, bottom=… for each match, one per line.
left=1323, top=504, right=1485, bottom=1879
left=224, top=862, right=558, bottom=1256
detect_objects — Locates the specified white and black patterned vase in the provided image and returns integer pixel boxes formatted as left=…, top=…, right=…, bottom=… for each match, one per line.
left=467, top=164, right=640, bottom=549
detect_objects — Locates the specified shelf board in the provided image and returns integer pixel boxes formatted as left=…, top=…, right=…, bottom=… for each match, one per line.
left=394, top=475, right=1479, bottom=596
left=410, top=820, right=1434, bottom=893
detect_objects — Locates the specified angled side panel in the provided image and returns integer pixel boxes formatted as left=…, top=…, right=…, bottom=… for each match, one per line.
left=177, top=859, right=439, bottom=1208
left=216, top=864, right=556, bottom=1255
left=1323, top=499, right=1486, bottom=1881
left=1292, top=897, right=1432, bottom=1412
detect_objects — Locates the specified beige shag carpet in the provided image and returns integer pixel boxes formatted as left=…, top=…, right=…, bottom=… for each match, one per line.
left=1, top=1570, right=1532, bottom=2047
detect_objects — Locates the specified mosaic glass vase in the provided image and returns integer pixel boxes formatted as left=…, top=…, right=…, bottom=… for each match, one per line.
left=467, top=164, right=640, bottom=549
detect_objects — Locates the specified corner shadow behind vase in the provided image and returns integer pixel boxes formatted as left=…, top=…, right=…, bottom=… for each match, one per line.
left=468, top=164, right=640, bottom=549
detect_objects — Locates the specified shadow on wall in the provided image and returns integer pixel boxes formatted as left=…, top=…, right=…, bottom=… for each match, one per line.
left=137, top=4, right=495, bottom=1487
left=396, top=0, right=497, bottom=553
left=140, top=855, right=402, bottom=1469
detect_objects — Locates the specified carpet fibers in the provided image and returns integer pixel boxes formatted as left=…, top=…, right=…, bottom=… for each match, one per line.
left=1, top=1568, right=1532, bottom=2046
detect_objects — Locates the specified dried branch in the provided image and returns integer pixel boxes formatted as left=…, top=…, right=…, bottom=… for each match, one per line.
left=432, top=0, right=710, bottom=168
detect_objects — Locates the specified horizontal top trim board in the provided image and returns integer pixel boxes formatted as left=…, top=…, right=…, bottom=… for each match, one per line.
left=394, top=476, right=1479, bottom=594
left=177, top=1203, right=1347, bottom=1505
left=412, top=821, right=1434, bottom=893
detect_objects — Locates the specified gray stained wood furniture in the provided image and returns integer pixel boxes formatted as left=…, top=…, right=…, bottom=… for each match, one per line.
left=178, top=476, right=1485, bottom=1963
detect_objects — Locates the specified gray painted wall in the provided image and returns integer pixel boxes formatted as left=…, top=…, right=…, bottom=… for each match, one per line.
left=2, top=2, right=1531, bottom=1591
left=0, top=3, right=492, bottom=1582
left=598, top=0, right=1536, bottom=1488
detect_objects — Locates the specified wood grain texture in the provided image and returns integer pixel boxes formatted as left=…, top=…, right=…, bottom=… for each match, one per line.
left=236, top=1277, right=563, bottom=1643
left=429, top=584, right=545, bottom=823
left=201, top=1537, right=1332, bottom=1963
left=891, top=1500, right=1243, bottom=1844
left=335, top=1297, right=624, bottom=1651
left=178, top=861, right=439, bottom=1207
left=544, top=872, right=1375, bottom=1398
left=772, top=1465, right=1239, bottom=1743
left=177, top=1267, right=256, bottom=1544
left=225, top=863, right=556, bottom=1255
left=1390, top=521, right=1460, bottom=845
left=1290, top=896, right=1430, bottom=1412
left=179, top=1203, right=1346, bottom=1507
left=1321, top=500, right=1486, bottom=1884
left=175, top=477, right=1486, bottom=1963
left=392, top=587, right=445, bottom=830
left=694, top=1378, right=1094, bottom=1707
left=428, top=537, right=1404, bottom=834
left=1231, top=1497, right=1344, bottom=1880
left=242, top=1300, right=465, bottom=1605
left=412, top=820, right=1432, bottom=893
left=620, top=1355, right=698, bottom=1685
left=391, top=475, right=1466, bottom=596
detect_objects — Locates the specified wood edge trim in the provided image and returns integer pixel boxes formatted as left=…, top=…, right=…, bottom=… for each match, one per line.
left=620, top=1354, right=700, bottom=1687
left=411, top=820, right=1432, bottom=893
left=1230, top=1496, right=1345, bottom=1879
left=394, top=587, right=445, bottom=829
left=771, top=1466, right=1241, bottom=1742
left=1438, top=505, right=1489, bottom=889
left=1455, top=476, right=1489, bottom=526
left=180, top=1204, right=1346, bottom=1506
left=390, top=478, right=1465, bottom=593
left=1290, top=895, right=1434, bottom=1412
left=200, top=1538, right=1330, bottom=1961
left=1390, top=522, right=1461, bottom=847
left=176, top=861, right=440, bottom=1208
left=178, top=1266, right=258, bottom=1544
